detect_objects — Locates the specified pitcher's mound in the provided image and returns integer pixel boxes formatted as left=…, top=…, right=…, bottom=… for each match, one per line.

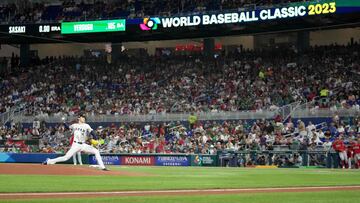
left=0, top=163, right=143, bottom=176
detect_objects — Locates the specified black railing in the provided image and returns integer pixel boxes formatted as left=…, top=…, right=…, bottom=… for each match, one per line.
left=218, top=149, right=346, bottom=168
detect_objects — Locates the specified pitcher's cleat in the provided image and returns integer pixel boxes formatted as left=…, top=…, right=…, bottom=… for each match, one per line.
left=101, top=168, right=110, bottom=171
left=42, top=158, right=49, bottom=165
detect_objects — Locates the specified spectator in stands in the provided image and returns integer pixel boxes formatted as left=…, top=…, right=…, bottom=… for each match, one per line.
left=1, top=43, right=359, bottom=118
left=0, top=42, right=358, bottom=170
left=188, top=112, right=197, bottom=129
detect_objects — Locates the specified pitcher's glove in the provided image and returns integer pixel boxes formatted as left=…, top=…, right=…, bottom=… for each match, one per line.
left=90, top=139, right=105, bottom=147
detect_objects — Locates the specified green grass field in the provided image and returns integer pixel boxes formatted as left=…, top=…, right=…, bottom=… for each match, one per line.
left=2, top=191, right=360, bottom=203
left=1, top=166, right=360, bottom=203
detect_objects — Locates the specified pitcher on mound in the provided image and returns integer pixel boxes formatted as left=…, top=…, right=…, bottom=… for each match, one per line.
left=42, top=113, right=108, bottom=171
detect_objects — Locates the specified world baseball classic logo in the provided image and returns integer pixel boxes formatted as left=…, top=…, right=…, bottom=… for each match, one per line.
left=140, top=17, right=161, bottom=30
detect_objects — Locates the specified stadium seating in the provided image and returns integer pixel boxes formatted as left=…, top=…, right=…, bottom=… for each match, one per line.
left=0, top=43, right=359, bottom=158
left=1, top=44, right=359, bottom=117
left=2, top=113, right=359, bottom=159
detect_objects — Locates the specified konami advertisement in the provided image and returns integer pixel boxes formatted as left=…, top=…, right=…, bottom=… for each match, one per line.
left=121, top=156, right=155, bottom=166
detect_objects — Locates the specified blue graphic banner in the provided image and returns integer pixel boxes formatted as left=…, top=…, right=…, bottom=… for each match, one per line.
left=89, top=155, right=120, bottom=165
left=156, top=156, right=190, bottom=166
left=0, top=153, right=60, bottom=163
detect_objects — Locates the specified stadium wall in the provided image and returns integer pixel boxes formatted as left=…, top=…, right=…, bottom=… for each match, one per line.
left=0, top=45, right=20, bottom=57
left=29, top=35, right=254, bottom=57
left=30, top=43, right=105, bottom=58
left=19, top=117, right=334, bottom=129
left=0, top=152, right=340, bottom=168
left=122, top=35, right=255, bottom=55
left=27, top=28, right=359, bottom=58
left=309, top=28, right=360, bottom=46
left=0, top=153, right=217, bottom=167
left=0, top=153, right=88, bottom=164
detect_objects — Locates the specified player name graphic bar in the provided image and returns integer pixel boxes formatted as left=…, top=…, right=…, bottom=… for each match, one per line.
left=61, top=19, right=126, bottom=34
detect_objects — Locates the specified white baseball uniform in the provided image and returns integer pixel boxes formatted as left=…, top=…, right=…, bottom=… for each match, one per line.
left=46, top=123, right=105, bottom=169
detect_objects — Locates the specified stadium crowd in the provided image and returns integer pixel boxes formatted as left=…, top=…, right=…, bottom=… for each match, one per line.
left=1, top=43, right=359, bottom=117
left=0, top=42, right=359, bottom=168
left=1, top=0, right=312, bottom=23
left=1, top=113, right=360, bottom=167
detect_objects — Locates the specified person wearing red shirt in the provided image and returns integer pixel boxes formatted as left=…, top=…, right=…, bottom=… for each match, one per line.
left=352, top=137, right=360, bottom=169
left=347, top=139, right=355, bottom=169
left=332, top=135, right=347, bottom=169
left=154, top=137, right=164, bottom=153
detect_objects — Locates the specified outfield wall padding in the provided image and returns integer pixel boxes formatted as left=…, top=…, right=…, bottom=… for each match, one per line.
left=0, top=153, right=89, bottom=164
left=0, top=153, right=217, bottom=167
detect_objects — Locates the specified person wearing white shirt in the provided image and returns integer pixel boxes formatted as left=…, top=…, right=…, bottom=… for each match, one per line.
left=316, top=129, right=325, bottom=139
left=306, top=122, right=316, bottom=133
left=311, top=131, right=323, bottom=145
left=323, top=139, right=333, bottom=151
left=337, top=125, right=345, bottom=134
